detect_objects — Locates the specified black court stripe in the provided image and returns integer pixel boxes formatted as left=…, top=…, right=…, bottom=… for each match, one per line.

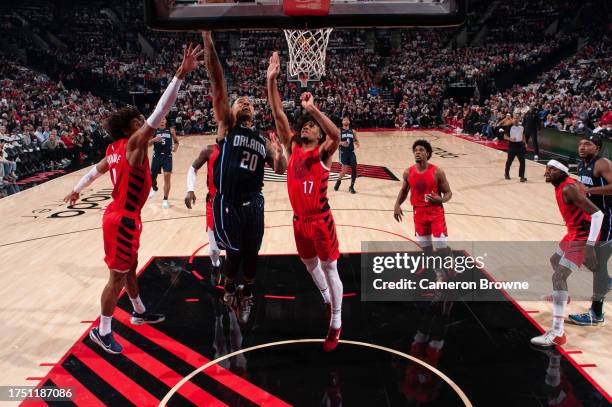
left=62, top=354, right=134, bottom=406
left=82, top=336, right=194, bottom=406
left=117, top=236, right=133, bottom=250
left=111, top=318, right=258, bottom=407
left=118, top=226, right=133, bottom=241
left=43, top=379, right=76, bottom=407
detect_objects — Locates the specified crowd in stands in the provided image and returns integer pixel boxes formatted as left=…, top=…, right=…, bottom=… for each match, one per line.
left=0, top=0, right=609, bottom=196
left=0, top=56, right=114, bottom=190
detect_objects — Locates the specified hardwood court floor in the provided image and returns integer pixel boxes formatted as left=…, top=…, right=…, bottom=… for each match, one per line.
left=0, top=129, right=610, bottom=400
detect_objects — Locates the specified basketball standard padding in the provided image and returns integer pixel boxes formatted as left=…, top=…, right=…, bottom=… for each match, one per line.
left=283, top=0, right=331, bottom=17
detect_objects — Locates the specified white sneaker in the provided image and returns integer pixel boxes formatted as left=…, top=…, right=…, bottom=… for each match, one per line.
left=534, top=155, right=539, bottom=160
left=530, top=330, right=566, bottom=347
left=162, top=200, right=170, bottom=209
left=148, top=189, right=156, bottom=199
left=492, top=137, right=499, bottom=142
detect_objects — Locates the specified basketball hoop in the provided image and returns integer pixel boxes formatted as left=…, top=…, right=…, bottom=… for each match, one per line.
left=284, top=28, right=333, bottom=88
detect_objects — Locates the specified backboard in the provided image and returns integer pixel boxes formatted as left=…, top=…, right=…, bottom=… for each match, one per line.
left=144, top=0, right=467, bottom=31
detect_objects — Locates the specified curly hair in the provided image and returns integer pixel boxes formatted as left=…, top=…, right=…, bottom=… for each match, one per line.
left=104, top=106, right=142, bottom=141
left=412, top=139, right=433, bottom=159
left=293, top=114, right=326, bottom=145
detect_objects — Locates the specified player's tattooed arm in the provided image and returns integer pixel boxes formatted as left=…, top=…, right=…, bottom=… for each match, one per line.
left=394, top=169, right=410, bottom=222
left=587, top=158, right=612, bottom=195
left=426, top=168, right=452, bottom=204
left=265, top=133, right=287, bottom=175
left=266, top=51, right=293, bottom=153
left=202, top=31, right=232, bottom=133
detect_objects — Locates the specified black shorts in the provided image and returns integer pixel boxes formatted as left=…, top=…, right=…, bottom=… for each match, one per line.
left=340, top=150, right=357, bottom=166
left=151, top=154, right=173, bottom=174
left=212, top=192, right=264, bottom=254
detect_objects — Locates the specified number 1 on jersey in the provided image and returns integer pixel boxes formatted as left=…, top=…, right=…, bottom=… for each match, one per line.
left=303, top=180, right=314, bottom=194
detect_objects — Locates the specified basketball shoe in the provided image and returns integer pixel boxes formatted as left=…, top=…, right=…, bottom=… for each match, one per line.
left=530, top=330, right=567, bottom=347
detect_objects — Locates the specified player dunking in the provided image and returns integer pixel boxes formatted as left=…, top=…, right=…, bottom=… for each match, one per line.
left=570, top=134, right=611, bottom=325
left=531, top=160, right=602, bottom=346
left=334, top=116, right=359, bottom=194
left=63, top=44, right=203, bottom=354
left=185, top=124, right=224, bottom=286
left=268, top=52, right=343, bottom=351
left=394, top=140, right=452, bottom=256
left=149, top=117, right=179, bottom=209
left=203, top=32, right=286, bottom=324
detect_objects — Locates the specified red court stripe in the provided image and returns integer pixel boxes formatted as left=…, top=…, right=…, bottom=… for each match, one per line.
left=70, top=342, right=158, bottom=406
left=264, top=295, right=296, bottom=300
left=25, top=377, right=45, bottom=381
left=343, top=292, right=358, bottom=297
left=185, top=298, right=200, bottom=302
left=192, top=270, right=204, bottom=280
left=189, top=242, right=210, bottom=264
left=114, top=308, right=291, bottom=406
left=113, top=332, right=227, bottom=407
left=565, top=350, right=583, bottom=355
left=21, top=365, right=105, bottom=407
left=579, top=364, right=597, bottom=368
left=81, top=320, right=96, bottom=323
left=39, top=363, right=57, bottom=367
left=525, top=310, right=540, bottom=314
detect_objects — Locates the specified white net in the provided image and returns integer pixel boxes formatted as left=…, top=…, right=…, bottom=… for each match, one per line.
left=283, top=28, right=333, bottom=86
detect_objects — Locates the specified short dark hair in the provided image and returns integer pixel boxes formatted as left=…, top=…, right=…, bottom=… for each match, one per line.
left=412, top=139, right=433, bottom=159
left=104, top=106, right=141, bottom=141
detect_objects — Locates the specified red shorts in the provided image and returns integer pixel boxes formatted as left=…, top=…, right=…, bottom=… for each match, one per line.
left=557, top=234, right=587, bottom=272
left=293, top=211, right=340, bottom=261
left=103, top=211, right=142, bottom=271
left=206, top=197, right=214, bottom=231
left=413, top=206, right=448, bottom=241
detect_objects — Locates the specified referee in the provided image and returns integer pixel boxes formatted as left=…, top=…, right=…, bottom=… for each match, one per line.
left=504, top=116, right=527, bottom=182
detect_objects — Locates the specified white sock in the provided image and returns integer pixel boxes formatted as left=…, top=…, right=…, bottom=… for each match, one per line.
left=301, top=257, right=331, bottom=304
left=207, top=228, right=221, bottom=267
left=130, top=295, right=146, bottom=314
left=552, top=290, right=568, bottom=335
left=100, top=315, right=113, bottom=336
left=321, top=260, right=343, bottom=329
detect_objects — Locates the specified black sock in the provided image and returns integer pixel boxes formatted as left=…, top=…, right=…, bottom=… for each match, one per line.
left=592, top=300, right=604, bottom=317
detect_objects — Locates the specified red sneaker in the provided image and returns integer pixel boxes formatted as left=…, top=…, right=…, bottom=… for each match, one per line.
left=323, top=327, right=341, bottom=352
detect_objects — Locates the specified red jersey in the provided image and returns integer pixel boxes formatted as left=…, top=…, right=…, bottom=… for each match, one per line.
left=408, top=163, right=440, bottom=208
left=207, top=145, right=219, bottom=199
left=287, top=144, right=330, bottom=216
left=105, top=138, right=151, bottom=216
left=555, top=177, right=590, bottom=239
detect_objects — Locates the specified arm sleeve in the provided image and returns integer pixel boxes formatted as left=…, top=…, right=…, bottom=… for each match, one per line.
left=588, top=211, right=604, bottom=245
left=73, top=165, right=103, bottom=193
left=187, top=165, right=198, bottom=192
left=146, top=77, right=184, bottom=129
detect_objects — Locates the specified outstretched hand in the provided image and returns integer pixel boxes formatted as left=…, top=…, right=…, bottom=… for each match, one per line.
left=269, top=132, right=283, bottom=156
left=64, top=191, right=80, bottom=206
left=177, top=43, right=205, bottom=79
left=301, top=92, right=316, bottom=112
left=267, top=51, right=280, bottom=81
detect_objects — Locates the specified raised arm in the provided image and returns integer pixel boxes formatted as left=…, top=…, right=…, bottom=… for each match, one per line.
left=394, top=169, right=410, bottom=222
left=127, top=44, right=203, bottom=166
left=301, top=92, right=340, bottom=166
left=202, top=31, right=232, bottom=132
left=266, top=51, right=293, bottom=150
